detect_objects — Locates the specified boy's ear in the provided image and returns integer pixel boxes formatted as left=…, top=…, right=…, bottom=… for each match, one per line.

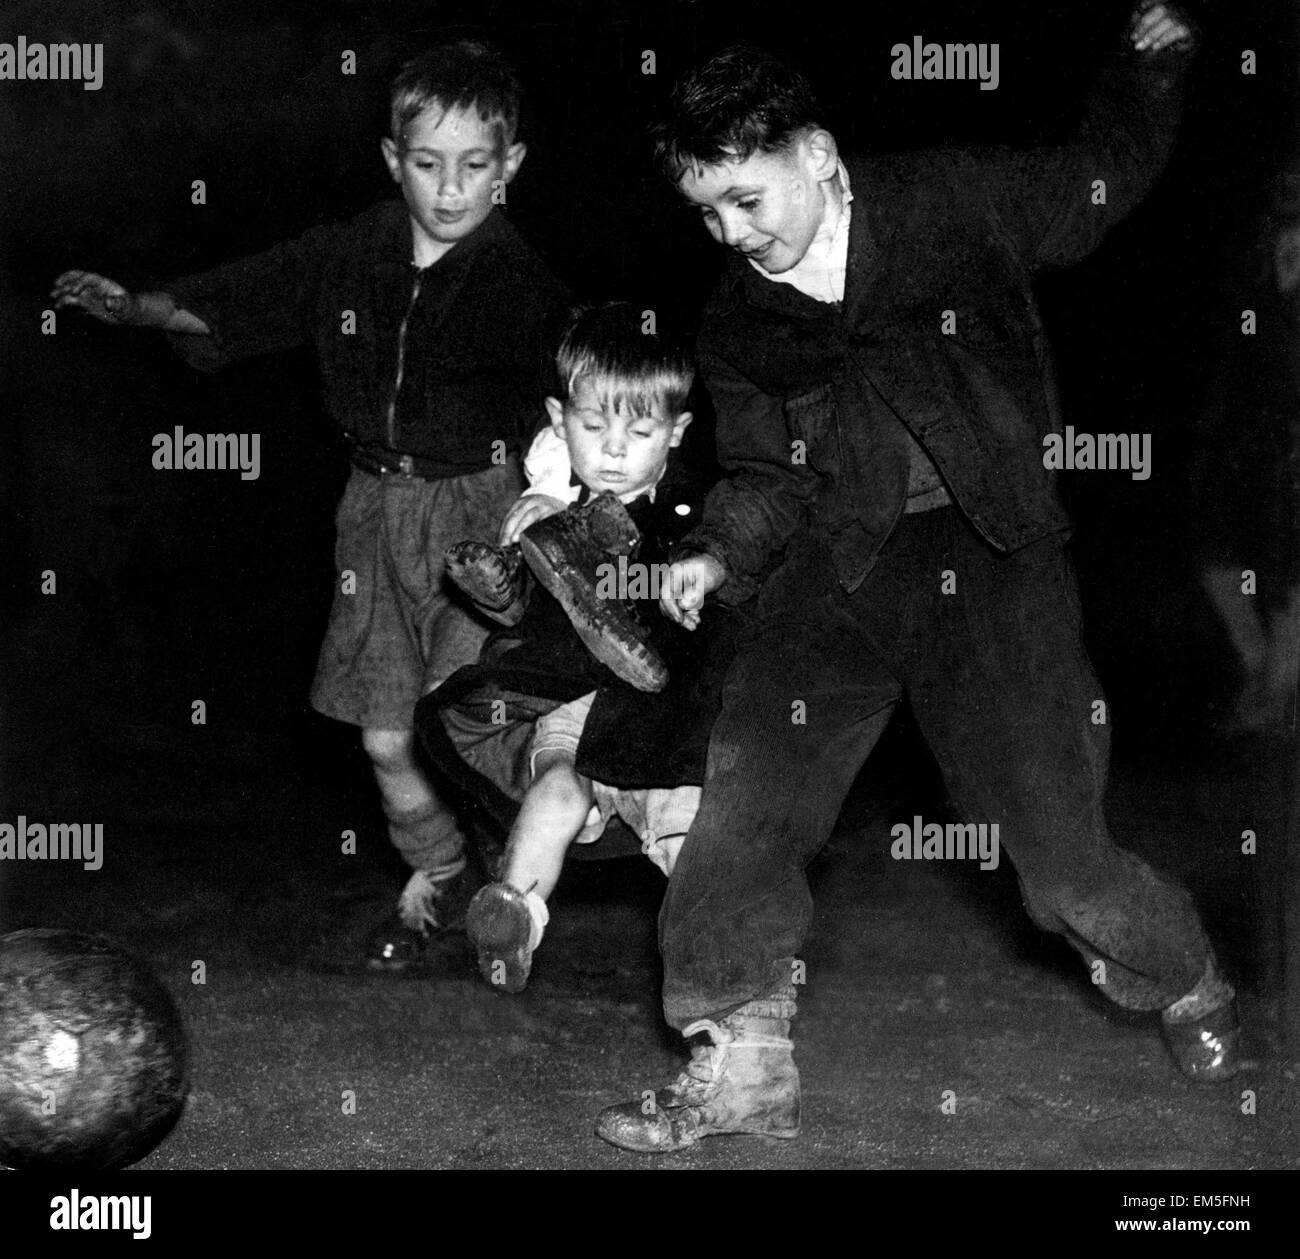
left=543, top=396, right=566, bottom=434
left=501, top=141, right=527, bottom=184
left=669, top=410, right=693, bottom=447
left=804, top=128, right=839, bottom=183
left=381, top=137, right=402, bottom=184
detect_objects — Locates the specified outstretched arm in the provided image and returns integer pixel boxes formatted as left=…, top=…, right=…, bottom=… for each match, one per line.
left=972, top=1, right=1200, bottom=272
left=51, top=271, right=210, bottom=335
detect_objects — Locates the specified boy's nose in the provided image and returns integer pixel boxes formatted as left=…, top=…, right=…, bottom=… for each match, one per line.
left=718, top=211, right=747, bottom=248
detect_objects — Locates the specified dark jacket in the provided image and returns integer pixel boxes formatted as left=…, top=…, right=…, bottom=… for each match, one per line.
left=415, top=449, right=741, bottom=835
left=163, top=201, right=571, bottom=476
left=680, top=44, right=1193, bottom=601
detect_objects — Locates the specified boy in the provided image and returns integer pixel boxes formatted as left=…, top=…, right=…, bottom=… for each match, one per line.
left=415, top=302, right=736, bottom=992
left=524, top=7, right=1244, bottom=1154
left=51, top=39, right=571, bottom=969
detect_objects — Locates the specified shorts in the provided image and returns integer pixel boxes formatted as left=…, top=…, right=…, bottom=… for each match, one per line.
left=531, top=691, right=701, bottom=877
left=310, top=460, right=522, bottom=730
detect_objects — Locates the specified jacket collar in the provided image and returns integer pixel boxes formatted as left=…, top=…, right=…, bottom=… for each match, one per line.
left=375, top=198, right=512, bottom=272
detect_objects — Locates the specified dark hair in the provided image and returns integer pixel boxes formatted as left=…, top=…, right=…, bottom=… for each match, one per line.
left=555, top=303, right=694, bottom=420
left=650, top=45, right=824, bottom=183
left=388, top=37, right=523, bottom=148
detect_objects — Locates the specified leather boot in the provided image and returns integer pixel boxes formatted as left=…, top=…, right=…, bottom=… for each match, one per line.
left=519, top=492, right=668, bottom=693
left=445, top=540, right=529, bottom=626
left=595, top=985, right=800, bottom=1152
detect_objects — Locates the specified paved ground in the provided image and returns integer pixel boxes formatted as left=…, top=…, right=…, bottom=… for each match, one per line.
left=2, top=610, right=1296, bottom=1171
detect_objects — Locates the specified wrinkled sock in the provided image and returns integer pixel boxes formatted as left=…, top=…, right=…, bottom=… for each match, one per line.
left=524, top=890, right=549, bottom=952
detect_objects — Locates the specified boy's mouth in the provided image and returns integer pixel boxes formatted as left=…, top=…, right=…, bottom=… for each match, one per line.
left=434, top=208, right=469, bottom=224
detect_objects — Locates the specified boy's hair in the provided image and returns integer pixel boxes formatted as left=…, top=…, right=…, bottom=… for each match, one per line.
left=650, top=45, right=824, bottom=183
left=389, top=37, right=523, bottom=149
left=556, top=303, right=694, bottom=421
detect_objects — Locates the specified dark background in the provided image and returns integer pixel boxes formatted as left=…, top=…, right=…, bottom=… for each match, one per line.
left=0, top=0, right=1297, bottom=1175
left=0, top=0, right=1296, bottom=977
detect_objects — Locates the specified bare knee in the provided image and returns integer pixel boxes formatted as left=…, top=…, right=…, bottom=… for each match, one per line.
left=362, top=727, right=416, bottom=774
left=531, top=755, right=592, bottom=813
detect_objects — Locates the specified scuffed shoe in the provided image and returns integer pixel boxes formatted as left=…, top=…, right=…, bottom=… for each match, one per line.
left=1161, top=1001, right=1246, bottom=1082
left=365, top=867, right=474, bottom=972
left=446, top=540, right=528, bottom=626
left=596, top=986, right=800, bottom=1152
left=466, top=882, right=536, bottom=993
left=519, top=492, right=668, bottom=693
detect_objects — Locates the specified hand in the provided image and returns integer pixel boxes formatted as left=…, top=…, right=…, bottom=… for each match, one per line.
left=1129, top=3, right=1195, bottom=55
left=660, top=554, right=726, bottom=631
left=51, top=270, right=137, bottom=324
left=498, top=493, right=567, bottom=545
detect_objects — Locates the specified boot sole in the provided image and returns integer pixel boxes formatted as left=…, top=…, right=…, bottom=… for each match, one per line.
left=466, top=889, right=533, bottom=994
left=518, top=532, right=668, bottom=693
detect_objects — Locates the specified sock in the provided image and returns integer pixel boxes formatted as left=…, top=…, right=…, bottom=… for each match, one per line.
left=524, top=890, right=549, bottom=952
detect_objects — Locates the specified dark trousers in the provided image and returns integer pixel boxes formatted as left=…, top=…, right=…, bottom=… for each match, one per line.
left=660, top=507, right=1213, bottom=1028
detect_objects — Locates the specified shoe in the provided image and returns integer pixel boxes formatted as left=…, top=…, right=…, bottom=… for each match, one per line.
left=519, top=492, right=668, bottom=693
left=466, top=882, right=535, bottom=993
left=1161, top=1000, right=1245, bottom=1082
left=445, top=540, right=528, bottom=626
left=365, top=867, right=475, bottom=972
left=595, top=986, right=800, bottom=1152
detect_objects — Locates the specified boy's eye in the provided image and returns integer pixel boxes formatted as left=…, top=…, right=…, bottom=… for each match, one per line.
left=465, top=162, right=489, bottom=172
left=631, top=430, right=656, bottom=440
left=699, top=207, right=718, bottom=221
left=737, top=198, right=760, bottom=212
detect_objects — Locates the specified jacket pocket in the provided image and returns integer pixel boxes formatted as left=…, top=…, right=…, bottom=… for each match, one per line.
left=783, top=382, right=842, bottom=478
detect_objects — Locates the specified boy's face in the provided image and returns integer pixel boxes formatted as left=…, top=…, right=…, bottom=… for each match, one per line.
left=381, top=103, right=524, bottom=264
left=676, top=131, right=838, bottom=274
left=545, top=379, right=691, bottom=502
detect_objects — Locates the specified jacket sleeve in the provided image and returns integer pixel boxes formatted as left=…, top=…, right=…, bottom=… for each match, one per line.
left=967, top=40, right=1194, bottom=272
left=158, top=219, right=345, bottom=372
left=676, top=343, right=818, bottom=606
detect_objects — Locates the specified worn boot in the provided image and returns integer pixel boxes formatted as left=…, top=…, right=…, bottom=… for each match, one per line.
left=1160, top=958, right=1245, bottom=1081
left=465, top=882, right=546, bottom=994
left=445, top=540, right=529, bottom=627
left=519, top=492, right=668, bottom=693
left=365, top=864, right=476, bottom=972
left=595, top=985, right=800, bottom=1152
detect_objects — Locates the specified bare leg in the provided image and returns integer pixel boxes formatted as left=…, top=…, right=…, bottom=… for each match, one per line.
left=501, top=749, right=595, bottom=901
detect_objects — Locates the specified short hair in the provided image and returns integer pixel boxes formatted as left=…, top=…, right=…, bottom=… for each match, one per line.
left=388, top=38, right=523, bottom=149
left=555, top=303, right=694, bottom=421
left=650, top=45, right=824, bottom=183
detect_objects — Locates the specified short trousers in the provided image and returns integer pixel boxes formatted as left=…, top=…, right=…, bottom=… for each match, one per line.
left=310, top=460, right=523, bottom=730
left=531, top=691, right=701, bottom=877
